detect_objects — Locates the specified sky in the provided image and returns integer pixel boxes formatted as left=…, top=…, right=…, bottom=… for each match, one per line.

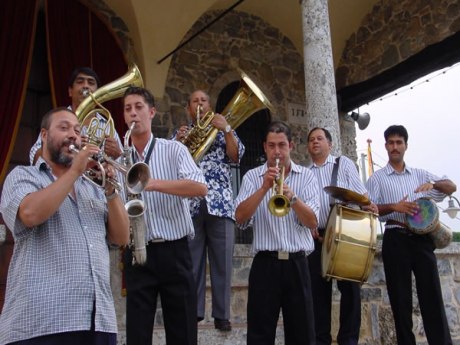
left=353, top=62, right=460, bottom=232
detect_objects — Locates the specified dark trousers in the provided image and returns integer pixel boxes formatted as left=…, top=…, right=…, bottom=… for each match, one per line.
left=189, top=200, right=234, bottom=320
left=247, top=252, right=316, bottom=345
left=124, top=237, right=197, bottom=345
left=8, top=332, right=115, bottom=345
left=382, top=228, right=452, bottom=345
left=308, top=238, right=361, bottom=345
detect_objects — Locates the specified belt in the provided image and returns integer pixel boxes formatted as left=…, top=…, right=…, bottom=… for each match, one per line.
left=385, top=220, right=413, bottom=236
left=147, top=238, right=166, bottom=244
left=147, top=236, right=187, bottom=245
left=256, top=250, right=306, bottom=260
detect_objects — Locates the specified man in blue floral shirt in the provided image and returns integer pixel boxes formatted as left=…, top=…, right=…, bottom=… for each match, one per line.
left=175, top=90, right=245, bottom=331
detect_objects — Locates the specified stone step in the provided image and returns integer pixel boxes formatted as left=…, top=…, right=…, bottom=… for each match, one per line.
left=116, top=324, right=287, bottom=345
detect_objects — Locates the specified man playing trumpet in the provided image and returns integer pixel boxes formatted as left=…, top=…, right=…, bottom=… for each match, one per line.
left=0, top=107, right=129, bottom=345
left=235, top=121, right=319, bottom=344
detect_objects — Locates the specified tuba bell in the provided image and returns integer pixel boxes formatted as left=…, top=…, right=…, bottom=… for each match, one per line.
left=75, top=63, right=144, bottom=147
left=181, top=69, right=274, bottom=162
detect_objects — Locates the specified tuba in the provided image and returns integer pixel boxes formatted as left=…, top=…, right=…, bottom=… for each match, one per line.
left=268, top=158, right=291, bottom=217
left=181, top=70, right=274, bottom=162
left=75, top=63, right=144, bottom=147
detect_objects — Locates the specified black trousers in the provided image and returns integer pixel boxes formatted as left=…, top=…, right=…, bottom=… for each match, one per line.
left=124, top=237, right=197, bottom=345
left=308, top=237, right=361, bottom=345
left=382, top=228, right=452, bottom=345
left=247, top=252, right=316, bottom=345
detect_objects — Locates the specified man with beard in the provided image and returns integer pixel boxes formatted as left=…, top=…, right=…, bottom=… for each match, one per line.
left=29, top=67, right=122, bottom=165
left=0, top=107, right=129, bottom=345
left=366, top=125, right=455, bottom=345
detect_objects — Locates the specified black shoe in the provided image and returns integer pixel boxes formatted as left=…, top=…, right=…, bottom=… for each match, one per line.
left=197, top=316, right=204, bottom=322
left=214, top=318, right=232, bottom=331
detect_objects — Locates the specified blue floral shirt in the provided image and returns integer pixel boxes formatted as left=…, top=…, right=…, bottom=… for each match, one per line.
left=188, top=130, right=245, bottom=220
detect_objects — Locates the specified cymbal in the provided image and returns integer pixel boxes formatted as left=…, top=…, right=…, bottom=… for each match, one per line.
left=323, top=186, right=371, bottom=206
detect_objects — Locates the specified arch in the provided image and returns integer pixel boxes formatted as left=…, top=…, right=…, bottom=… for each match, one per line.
left=336, top=0, right=460, bottom=111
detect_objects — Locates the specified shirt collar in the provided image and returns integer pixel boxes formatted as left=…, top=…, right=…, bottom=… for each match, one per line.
left=259, top=160, right=300, bottom=176
left=309, top=154, right=335, bottom=168
left=384, top=162, right=412, bottom=175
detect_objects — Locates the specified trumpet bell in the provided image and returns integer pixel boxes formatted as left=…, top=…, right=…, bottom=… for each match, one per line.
left=268, top=195, right=291, bottom=217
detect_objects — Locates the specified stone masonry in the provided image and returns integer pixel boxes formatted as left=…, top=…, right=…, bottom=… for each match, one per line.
left=110, top=242, right=460, bottom=344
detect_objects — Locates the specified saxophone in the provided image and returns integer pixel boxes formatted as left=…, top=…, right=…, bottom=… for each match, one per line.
left=123, top=122, right=150, bottom=265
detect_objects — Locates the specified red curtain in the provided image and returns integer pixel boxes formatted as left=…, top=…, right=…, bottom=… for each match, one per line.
left=0, top=0, right=39, bottom=182
left=45, top=0, right=127, bottom=135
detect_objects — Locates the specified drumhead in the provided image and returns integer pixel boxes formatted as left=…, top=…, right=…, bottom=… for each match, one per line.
left=406, top=198, right=439, bottom=235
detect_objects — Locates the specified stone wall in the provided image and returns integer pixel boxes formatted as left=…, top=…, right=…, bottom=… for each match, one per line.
left=336, top=0, right=460, bottom=90
left=110, top=242, right=460, bottom=344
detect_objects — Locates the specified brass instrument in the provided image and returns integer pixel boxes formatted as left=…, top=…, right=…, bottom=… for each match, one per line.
left=75, top=63, right=144, bottom=146
left=123, top=122, right=150, bottom=265
left=268, top=158, right=291, bottom=217
left=181, top=70, right=274, bottom=162
left=68, top=143, right=150, bottom=195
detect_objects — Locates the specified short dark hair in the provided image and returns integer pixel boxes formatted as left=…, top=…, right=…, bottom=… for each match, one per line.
left=307, top=127, right=332, bottom=142
left=384, top=125, right=408, bottom=143
left=41, top=107, right=76, bottom=130
left=123, top=86, right=155, bottom=107
left=265, top=121, right=292, bottom=142
left=68, top=67, right=101, bottom=88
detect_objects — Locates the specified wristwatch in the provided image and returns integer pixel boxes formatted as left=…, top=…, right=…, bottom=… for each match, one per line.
left=291, top=195, right=298, bottom=206
left=224, top=124, right=232, bottom=133
left=429, top=180, right=436, bottom=188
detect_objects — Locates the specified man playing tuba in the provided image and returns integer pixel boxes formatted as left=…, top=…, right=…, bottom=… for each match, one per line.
left=29, top=67, right=123, bottom=165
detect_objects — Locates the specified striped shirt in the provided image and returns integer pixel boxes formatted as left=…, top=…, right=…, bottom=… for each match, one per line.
left=308, top=155, right=368, bottom=228
left=235, top=161, right=319, bottom=255
left=0, top=158, right=116, bottom=344
left=131, top=134, right=206, bottom=241
left=365, top=163, right=448, bottom=225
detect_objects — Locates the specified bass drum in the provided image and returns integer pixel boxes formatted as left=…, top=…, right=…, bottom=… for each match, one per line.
left=321, top=204, right=377, bottom=284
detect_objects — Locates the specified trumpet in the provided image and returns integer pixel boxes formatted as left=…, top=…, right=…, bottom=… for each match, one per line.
left=268, top=158, right=291, bottom=217
left=68, top=144, right=150, bottom=195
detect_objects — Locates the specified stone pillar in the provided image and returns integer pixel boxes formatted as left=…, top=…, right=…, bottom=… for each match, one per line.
left=300, top=0, right=341, bottom=154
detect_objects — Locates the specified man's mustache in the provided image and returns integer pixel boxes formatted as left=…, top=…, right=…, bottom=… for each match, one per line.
left=391, top=150, right=400, bottom=154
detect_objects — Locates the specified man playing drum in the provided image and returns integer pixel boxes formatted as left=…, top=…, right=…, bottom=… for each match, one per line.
left=306, top=127, right=378, bottom=345
left=366, top=125, right=455, bottom=345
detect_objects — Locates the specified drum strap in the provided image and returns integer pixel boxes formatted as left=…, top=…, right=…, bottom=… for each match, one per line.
left=329, top=157, right=340, bottom=206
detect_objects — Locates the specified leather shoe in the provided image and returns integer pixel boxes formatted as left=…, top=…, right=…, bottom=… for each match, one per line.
left=214, top=318, right=231, bottom=331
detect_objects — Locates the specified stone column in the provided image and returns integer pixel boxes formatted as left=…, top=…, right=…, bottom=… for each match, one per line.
left=300, top=0, right=341, bottom=154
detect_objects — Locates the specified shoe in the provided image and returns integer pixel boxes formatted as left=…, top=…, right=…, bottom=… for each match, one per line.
left=214, top=318, right=232, bottom=331
left=197, top=316, right=204, bottom=322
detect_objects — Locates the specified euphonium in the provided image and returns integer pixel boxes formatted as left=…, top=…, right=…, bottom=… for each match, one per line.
left=181, top=69, right=274, bottom=162
left=75, top=63, right=143, bottom=146
left=268, top=158, right=291, bottom=217
left=123, top=122, right=150, bottom=265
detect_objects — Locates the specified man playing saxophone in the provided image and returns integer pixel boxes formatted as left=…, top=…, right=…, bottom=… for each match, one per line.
left=174, top=89, right=245, bottom=331
left=122, top=87, right=207, bottom=345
